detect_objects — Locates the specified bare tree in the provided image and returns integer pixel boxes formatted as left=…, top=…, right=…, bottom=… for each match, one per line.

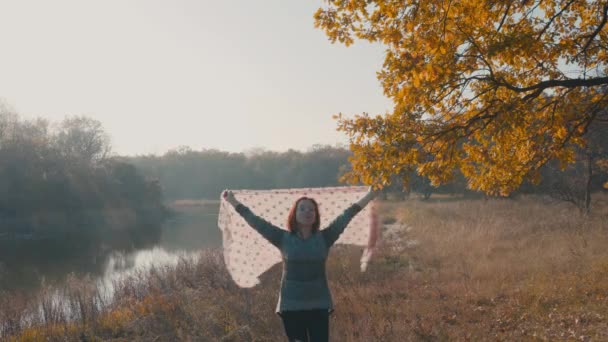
left=53, top=116, right=111, bottom=165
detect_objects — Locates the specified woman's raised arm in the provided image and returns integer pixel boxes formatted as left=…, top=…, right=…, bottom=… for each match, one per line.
left=223, top=190, right=285, bottom=248
left=322, top=187, right=379, bottom=247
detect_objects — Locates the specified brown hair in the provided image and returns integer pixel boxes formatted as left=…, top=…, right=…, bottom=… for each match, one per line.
left=286, top=197, right=321, bottom=233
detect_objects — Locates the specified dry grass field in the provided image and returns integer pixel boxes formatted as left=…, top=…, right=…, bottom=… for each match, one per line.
left=2, top=194, right=607, bottom=341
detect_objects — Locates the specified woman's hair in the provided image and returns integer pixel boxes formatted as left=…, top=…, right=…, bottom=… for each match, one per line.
left=287, top=197, right=321, bottom=233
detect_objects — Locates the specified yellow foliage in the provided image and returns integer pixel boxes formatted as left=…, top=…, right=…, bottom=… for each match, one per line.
left=98, top=307, right=135, bottom=334
left=315, top=0, right=608, bottom=194
left=11, top=323, right=79, bottom=342
left=598, top=159, right=608, bottom=172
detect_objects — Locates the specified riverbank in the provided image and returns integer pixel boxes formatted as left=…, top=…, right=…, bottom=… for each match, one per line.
left=3, top=195, right=608, bottom=341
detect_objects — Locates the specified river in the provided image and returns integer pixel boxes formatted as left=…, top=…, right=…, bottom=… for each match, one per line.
left=0, top=201, right=222, bottom=297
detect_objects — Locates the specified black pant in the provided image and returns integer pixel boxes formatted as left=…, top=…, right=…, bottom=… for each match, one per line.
left=280, top=309, right=330, bottom=342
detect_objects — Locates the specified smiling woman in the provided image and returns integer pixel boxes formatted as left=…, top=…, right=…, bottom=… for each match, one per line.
left=288, top=197, right=320, bottom=239
left=221, top=186, right=378, bottom=342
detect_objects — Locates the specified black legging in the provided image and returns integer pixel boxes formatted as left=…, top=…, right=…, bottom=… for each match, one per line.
left=280, top=309, right=330, bottom=342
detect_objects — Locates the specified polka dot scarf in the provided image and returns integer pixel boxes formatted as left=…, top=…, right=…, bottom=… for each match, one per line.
left=218, top=186, right=379, bottom=288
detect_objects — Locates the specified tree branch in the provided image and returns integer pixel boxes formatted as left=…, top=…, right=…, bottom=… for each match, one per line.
left=496, top=76, right=608, bottom=95
left=536, top=0, right=576, bottom=41
left=494, top=1, right=512, bottom=36
left=441, top=0, right=453, bottom=40
left=582, top=3, right=608, bottom=53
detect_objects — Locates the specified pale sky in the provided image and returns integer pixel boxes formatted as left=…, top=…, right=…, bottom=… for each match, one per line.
left=0, top=0, right=392, bottom=156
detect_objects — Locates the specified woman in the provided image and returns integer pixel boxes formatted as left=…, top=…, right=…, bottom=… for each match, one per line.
left=222, top=188, right=378, bottom=342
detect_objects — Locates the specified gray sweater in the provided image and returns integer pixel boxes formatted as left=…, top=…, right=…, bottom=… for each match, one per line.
left=234, top=203, right=362, bottom=313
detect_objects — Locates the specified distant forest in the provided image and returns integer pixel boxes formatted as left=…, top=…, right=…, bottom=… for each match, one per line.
left=0, top=110, right=165, bottom=239
left=2, top=107, right=606, bottom=240
left=126, top=144, right=456, bottom=199
left=126, top=142, right=608, bottom=210
left=125, top=145, right=353, bottom=199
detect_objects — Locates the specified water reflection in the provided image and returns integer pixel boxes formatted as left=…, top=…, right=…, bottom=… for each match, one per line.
left=0, top=202, right=222, bottom=295
left=97, top=247, right=201, bottom=302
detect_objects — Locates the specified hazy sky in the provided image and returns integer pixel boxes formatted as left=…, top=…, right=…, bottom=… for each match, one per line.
left=0, top=0, right=392, bottom=156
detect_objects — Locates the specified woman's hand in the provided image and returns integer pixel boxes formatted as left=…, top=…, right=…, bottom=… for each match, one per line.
left=222, top=190, right=239, bottom=207
left=367, top=186, right=381, bottom=199
left=357, top=186, right=380, bottom=208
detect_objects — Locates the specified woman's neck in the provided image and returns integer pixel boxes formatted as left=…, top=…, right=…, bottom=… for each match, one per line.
left=297, top=226, right=313, bottom=239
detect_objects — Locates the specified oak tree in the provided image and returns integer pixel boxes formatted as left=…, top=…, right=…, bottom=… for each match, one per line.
left=315, top=0, right=608, bottom=195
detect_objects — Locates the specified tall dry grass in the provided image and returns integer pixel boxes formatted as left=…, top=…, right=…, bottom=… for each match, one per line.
left=1, top=194, right=607, bottom=341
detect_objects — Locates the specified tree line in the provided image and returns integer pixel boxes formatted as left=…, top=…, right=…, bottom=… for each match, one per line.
left=127, top=142, right=608, bottom=212
left=125, top=145, right=354, bottom=200
left=1, top=102, right=605, bottom=240
left=0, top=106, right=166, bottom=240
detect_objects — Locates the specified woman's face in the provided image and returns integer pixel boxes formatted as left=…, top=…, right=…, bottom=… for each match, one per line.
left=295, top=199, right=317, bottom=227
